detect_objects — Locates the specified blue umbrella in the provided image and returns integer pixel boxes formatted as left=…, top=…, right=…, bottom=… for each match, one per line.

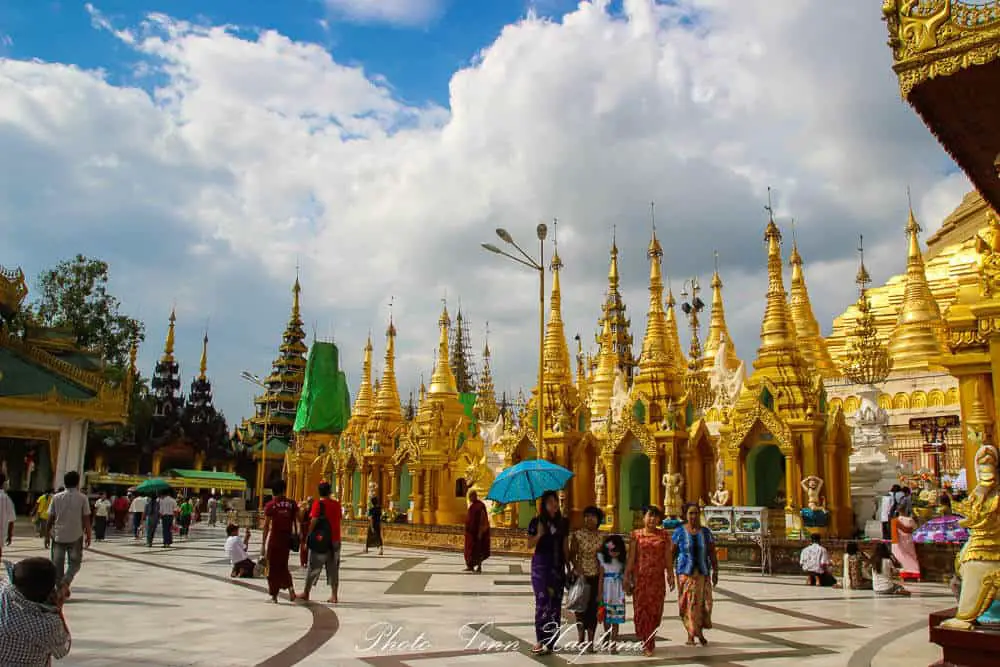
left=486, top=459, right=574, bottom=504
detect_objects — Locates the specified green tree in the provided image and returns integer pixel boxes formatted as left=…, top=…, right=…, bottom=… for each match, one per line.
left=32, top=254, right=145, bottom=369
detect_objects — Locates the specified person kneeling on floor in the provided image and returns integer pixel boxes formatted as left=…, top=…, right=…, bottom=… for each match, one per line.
left=799, top=533, right=836, bottom=587
left=225, top=524, right=255, bottom=578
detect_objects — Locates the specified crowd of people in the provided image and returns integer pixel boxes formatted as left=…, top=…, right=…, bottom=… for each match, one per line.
left=524, top=492, right=719, bottom=658
left=1, top=468, right=946, bottom=665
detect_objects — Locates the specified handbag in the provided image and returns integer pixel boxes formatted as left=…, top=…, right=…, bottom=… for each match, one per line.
left=564, top=576, right=589, bottom=613
left=289, top=533, right=301, bottom=553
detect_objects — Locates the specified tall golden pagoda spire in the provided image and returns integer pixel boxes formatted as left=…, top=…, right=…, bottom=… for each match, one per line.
left=354, top=335, right=375, bottom=418
left=665, top=286, right=687, bottom=375
left=542, top=224, right=572, bottom=386
left=702, top=253, right=740, bottom=372
left=197, top=331, right=208, bottom=381
left=742, top=193, right=815, bottom=419
left=340, top=334, right=374, bottom=444
left=596, top=227, right=637, bottom=381
left=161, top=308, right=176, bottom=363
left=757, top=210, right=798, bottom=360
left=372, top=309, right=403, bottom=421
left=634, top=203, right=681, bottom=401
left=887, top=205, right=947, bottom=370
left=428, top=302, right=458, bottom=398
left=589, top=317, right=618, bottom=419
left=788, top=231, right=838, bottom=377
left=474, top=328, right=499, bottom=422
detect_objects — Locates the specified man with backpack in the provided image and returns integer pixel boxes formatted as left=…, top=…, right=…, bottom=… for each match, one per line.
left=301, top=482, right=342, bottom=603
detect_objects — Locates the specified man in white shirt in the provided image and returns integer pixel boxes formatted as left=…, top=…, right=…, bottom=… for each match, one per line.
left=93, top=492, right=111, bottom=542
left=0, top=474, right=16, bottom=561
left=224, top=524, right=255, bottom=577
left=45, top=471, right=92, bottom=598
left=799, top=533, right=835, bottom=586
left=157, top=491, right=178, bottom=548
left=128, top=494, right=145, bottom=539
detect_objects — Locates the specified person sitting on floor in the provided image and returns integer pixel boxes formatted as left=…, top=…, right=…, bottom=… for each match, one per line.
left=224, top=524, right=255, bottom=578
left=0, top=557, right=72, bottom=666
left=799, top=533, right=836, bottom=587
left=834, top=541, right=872, bottom=590
left=871, top=542, right=911, bottom=597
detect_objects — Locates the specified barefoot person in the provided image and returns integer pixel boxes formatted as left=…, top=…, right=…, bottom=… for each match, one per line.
left=463, top=491, right=490, bottom=573
left=526, top=490, right=569, bottom=655
left=672, top=503, right=718, bottom=647
left=261, top=480, right=299, bottom=603
left=225, top=525, right=255, bottom=578
left=45, top=471, right=92, bottom=600
left=301, top=482, right=342, bottom=604
left=568, top=506, right=603, bottom=650
left=625, top=506, right=675, bottom=657
left=0, top=558, right=72, bottom=665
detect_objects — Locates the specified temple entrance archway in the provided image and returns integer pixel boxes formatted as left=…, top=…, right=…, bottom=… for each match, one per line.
left=747, top=444, right=784, bottom=508
left=397, top=463, right=412, bottom=514
left=352, top=469, right=363, bottom=513
left=619, top=445, right=650, bottom=530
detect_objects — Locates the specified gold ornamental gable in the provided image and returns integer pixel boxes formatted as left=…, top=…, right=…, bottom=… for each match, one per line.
left=884, top=0, right=1000, bottom=97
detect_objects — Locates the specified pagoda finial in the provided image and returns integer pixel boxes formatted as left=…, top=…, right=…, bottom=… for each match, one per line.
left=161, top=308, right=176, bottom=363
left=350, top=334, right=375, bottom=420
left=198, top=331, right=209, bottom=381
left=787, top=228, right=837, bottom=377
left=666, top=285, right=687, bottom=374
left=373, top=302, right=403, bottom=420
left=475, top=323, right=499, bottom=421
left=843, top=235, right=892, bottom=386
left=702, top=254, right=739, bottom=372
left=635, top=201, right=679, bottom=401
left=608, top=227, right=620, bottom=287
left=483, top=321, right=491, bottom=358
left=597, top=226, right=636, bottom=382
left=291, top=271, right=302, bottom=323
left=887, top=203, right=946, bottom=370
left=543, top=219, right=572, bottom=387
left=757, top=205, right=798, bottom=358
left=428, top=299, right=458, bottom=396
left=589, top=317, right=618, bottom=419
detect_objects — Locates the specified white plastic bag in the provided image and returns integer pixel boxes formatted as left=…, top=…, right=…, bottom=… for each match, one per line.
left=564, top=576, right=588, bottom=613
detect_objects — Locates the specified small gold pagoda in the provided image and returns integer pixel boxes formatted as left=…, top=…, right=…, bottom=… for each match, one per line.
left=788, top=239, right=838, bottom=378
left=701, top=260, right=739, bottom=373
left=718, top=215, right=852, bottom=537
left=825, top=202, right=969, bottom=474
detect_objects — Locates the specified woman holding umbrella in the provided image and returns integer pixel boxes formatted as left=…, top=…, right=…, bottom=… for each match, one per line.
left=527, top=490, right=569, bottom=655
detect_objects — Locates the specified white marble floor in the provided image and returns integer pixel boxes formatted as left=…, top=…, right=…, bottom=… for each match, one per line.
left=2, top=521, right=951, bottom=666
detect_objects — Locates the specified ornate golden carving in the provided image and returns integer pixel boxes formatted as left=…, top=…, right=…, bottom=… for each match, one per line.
left=0, top=265, right=28, bottom=314
left=722, top=402, right=793, bottom=455
left=976, top=212, right=1000, bottom=297
left=884, top=0, right=1000, bottom=97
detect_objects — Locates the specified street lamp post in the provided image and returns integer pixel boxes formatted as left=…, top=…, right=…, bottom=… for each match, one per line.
left=482, top=223, right=548, bottom=457
left=240, top=371, right=270, bottom=511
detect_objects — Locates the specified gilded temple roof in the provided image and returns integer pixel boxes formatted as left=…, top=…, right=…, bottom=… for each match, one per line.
left=827, top=191, right=989, bottom=368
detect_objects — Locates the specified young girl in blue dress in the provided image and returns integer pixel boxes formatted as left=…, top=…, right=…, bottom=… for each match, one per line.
left=597, top=534, right=627, bottom=652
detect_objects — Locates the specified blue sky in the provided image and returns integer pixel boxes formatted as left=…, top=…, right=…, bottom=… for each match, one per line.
left=0, top=1, right=968, bottom=426
left=1, top=0, right=591, bottom=106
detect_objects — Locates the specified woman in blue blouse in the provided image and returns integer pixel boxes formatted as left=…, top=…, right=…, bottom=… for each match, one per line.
left=671, top=503, right=718, bottom=646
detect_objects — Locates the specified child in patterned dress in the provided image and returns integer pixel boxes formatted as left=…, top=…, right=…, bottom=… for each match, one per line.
left=597, top=534, right=627, bottom=652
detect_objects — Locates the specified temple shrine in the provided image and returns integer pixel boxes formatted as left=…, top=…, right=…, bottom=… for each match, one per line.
left=0, top=265, right=131, bottom=505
